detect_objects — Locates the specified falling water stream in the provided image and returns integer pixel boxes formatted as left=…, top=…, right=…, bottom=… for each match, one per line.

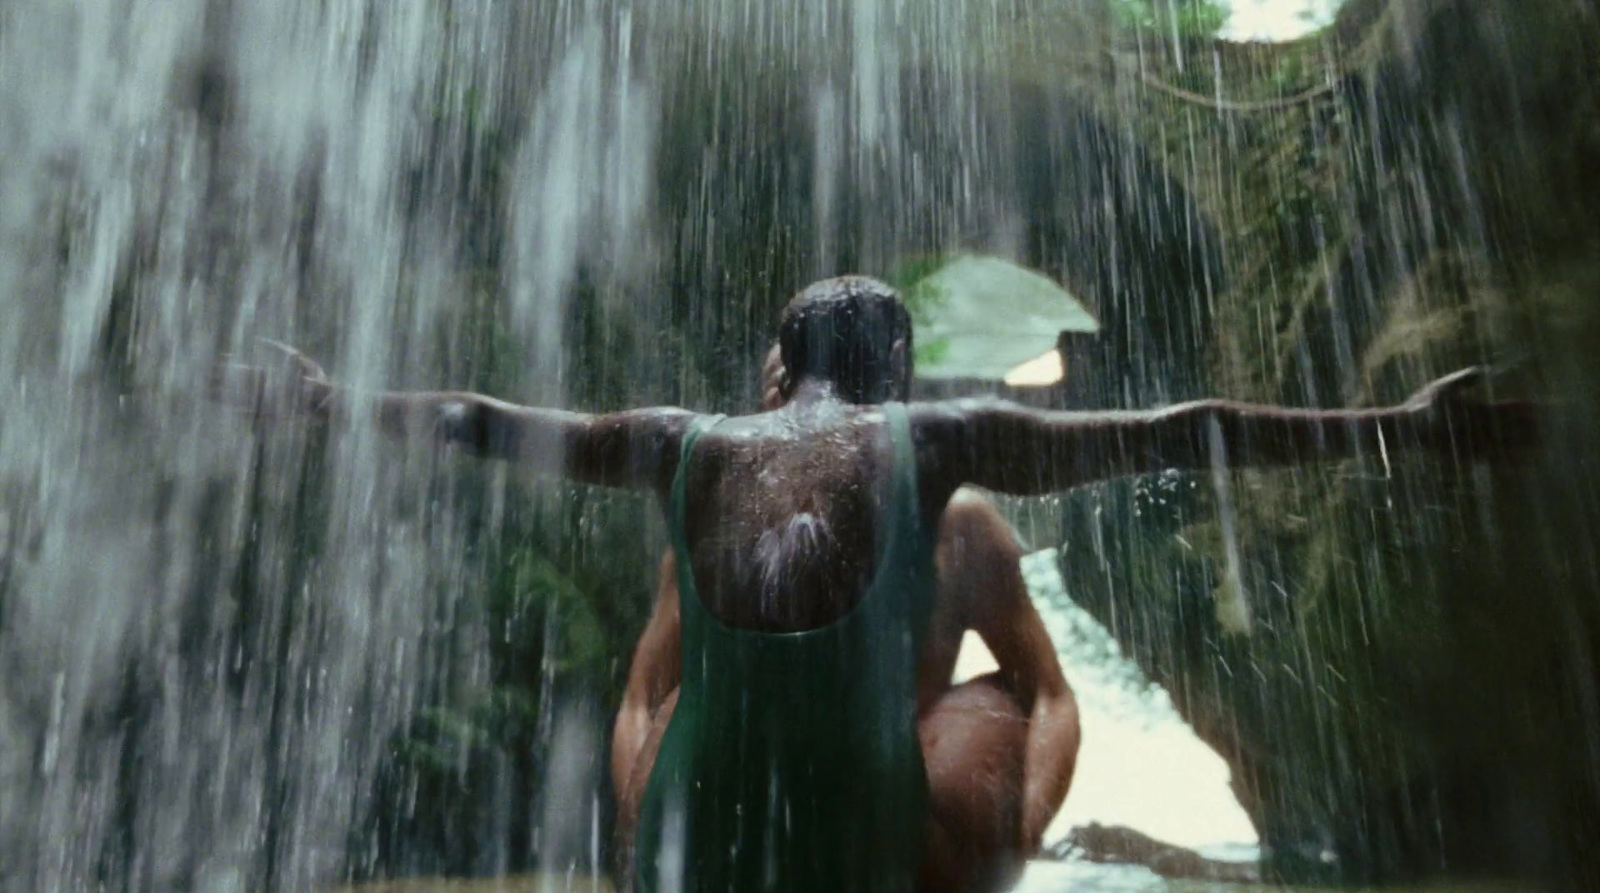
left=3, top=0, right=1598, bottom=891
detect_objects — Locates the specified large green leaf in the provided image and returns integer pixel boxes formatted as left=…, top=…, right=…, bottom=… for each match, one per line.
left=899, top=255, right=1098, bottom=381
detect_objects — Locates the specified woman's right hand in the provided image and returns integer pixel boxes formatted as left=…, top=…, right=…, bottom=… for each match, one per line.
left=210, top=338, right=334, bottom=425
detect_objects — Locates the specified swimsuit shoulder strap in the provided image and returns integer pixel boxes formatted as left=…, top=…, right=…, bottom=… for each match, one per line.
left=669, top=413, right=725, bottom=616
left=867, top=402, right=936, bottom=636
left=881, top=402, right=921, bottom=546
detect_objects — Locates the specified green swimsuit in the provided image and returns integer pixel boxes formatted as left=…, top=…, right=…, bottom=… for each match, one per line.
left=633, top=403, right=938, bottom=893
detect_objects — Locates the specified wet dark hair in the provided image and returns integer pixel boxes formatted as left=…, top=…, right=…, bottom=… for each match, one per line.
left=777, top=276, right=913, bottom=404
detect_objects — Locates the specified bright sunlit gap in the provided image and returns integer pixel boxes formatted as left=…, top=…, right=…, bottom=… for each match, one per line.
left=953, top=551, right=1258, bottom=855
left=988, top=2, right=1350, bottom=858
left=1222, top=0, right=1346, bottom=42
left=1003, top=349, right=1065, bottom=388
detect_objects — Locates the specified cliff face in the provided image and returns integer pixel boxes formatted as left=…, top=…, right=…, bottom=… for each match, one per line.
left=371, top=1, right=1600, bottom=884
left=1055, top=0, right=1600, bottom=885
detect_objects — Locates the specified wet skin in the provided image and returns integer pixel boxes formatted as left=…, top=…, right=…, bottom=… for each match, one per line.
left=610, top=348, right=1081, bottom=892
left=221, top=299, right=1535, bottom=891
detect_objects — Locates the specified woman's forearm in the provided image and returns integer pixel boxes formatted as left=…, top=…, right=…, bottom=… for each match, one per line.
left=1021, top=684, right=1081, bottom=851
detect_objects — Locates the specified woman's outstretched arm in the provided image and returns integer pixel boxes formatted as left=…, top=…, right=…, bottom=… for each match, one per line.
left=215, top=343, right=694, bottom=492
left=918, top=368, right=1537, bottom=497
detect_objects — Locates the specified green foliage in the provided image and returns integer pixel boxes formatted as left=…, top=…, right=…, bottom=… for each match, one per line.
left=359, top=541, right=624, bottom=879
left=884, top=254, right=956, bottom=369
left=358, top=687, right=550, bottom=878
left=486, top=549, right=610, bottom=686
left=1110, top=0, right=1230, bottom=37
left=884, top=254, right=952, bottom=323
left=914, top=338, right=952, bottom=369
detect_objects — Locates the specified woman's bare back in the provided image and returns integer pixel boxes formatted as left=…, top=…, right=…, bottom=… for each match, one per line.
left=676, top=403, right=908, bottom=633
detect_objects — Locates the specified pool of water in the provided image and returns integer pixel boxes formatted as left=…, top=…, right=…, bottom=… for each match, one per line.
left=958, top=549, right=1257, bottom=853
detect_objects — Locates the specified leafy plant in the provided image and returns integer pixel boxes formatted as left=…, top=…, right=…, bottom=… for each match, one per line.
left=885, top=254, right=957, bottom=369
left=1111, top=0, right=1230, bottom=38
